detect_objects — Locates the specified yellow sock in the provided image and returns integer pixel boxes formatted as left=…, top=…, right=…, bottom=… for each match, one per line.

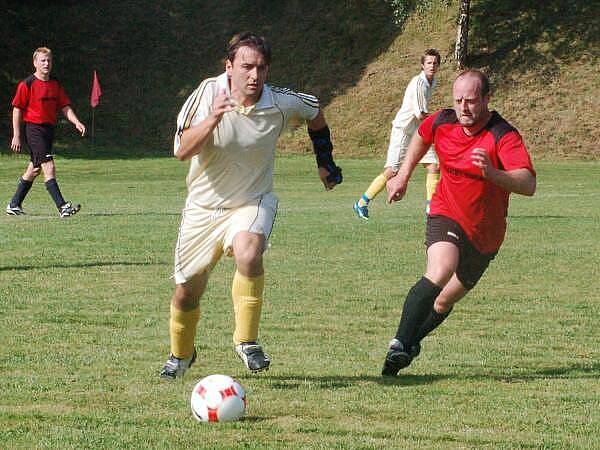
left=169, top=303, right=200, bottom=359
left=232, top=271, right=265, bottom=345
left=359, top=173, right=387, bottom=206
left=426, top=172, right=440, bottom=202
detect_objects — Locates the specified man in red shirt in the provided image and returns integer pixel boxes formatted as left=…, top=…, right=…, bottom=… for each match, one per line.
left=6, top=47, right=86, bottom=218
left=382, top=69, right=536, bottom=376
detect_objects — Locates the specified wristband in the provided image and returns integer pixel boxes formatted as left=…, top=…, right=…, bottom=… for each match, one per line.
left=308, top=126, right=343, bottom=184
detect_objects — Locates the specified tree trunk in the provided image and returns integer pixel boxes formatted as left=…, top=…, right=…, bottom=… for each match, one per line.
left=455, top=0, right=470, bottom=69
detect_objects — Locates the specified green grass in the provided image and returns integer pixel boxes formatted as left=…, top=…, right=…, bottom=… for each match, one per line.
left=0, top=155, right=599, bottom=449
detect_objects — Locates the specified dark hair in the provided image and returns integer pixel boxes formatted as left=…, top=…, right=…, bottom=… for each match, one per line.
left=456, top=69, right=491, bottom=97
left=227, top=32, right=271, bottom=65
left=421, top=48, right=441, bottom=65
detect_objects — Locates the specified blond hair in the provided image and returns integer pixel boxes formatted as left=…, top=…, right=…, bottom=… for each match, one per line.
left=33, top=47, right=52, bottom=62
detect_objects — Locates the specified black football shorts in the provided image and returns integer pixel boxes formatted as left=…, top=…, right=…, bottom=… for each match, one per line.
left=25, top=123, right=55, bottom=167
left=426, top=214, right=497, bottom=290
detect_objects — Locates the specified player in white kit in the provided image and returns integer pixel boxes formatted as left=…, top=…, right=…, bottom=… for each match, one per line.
left=353, top=49, right=441, bottom=219
left=160, top=32, right=342, bottom=379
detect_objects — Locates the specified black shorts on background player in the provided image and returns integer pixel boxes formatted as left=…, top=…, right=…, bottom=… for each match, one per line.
left=25, top=123, right=55, bottom=167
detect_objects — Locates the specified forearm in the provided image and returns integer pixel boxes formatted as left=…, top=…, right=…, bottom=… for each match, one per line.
left=12, top=108, right=22, bottom=136
left=488, top=168, right=536, bottom=196
left=307, top=110, right=342, bottom=187
left=396, top=133, right=429, bottom=183
left=62, top=106, right=81, bottom=125
left=175, top=115, right=220, bottom=161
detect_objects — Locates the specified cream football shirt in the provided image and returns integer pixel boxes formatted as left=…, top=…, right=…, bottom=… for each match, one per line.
left=391, top=71, right=436, bottom=130
left=174, top=73, right=320, bottom=209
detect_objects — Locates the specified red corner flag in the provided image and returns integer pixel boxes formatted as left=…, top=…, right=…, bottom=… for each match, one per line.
left=90, top=70, right=102, bottom=108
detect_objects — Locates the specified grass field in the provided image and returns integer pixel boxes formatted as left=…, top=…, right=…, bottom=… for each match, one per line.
left=0, top=155, right=598, bottom=449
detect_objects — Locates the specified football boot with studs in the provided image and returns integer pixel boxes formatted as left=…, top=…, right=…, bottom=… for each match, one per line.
left=235, top=342, right=270, bottom=372
left=159, top=349, right=197, bottom=380
left=381, top=338, right=421, bottom=376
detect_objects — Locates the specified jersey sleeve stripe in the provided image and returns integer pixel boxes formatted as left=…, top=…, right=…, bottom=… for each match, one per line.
left=270, top=86, right=320, bottom=108
left=176, top=89, right=199, bottom=134
left=416, top=78, right=427, bottom=112
left=177, top=78, right=215, bottom=134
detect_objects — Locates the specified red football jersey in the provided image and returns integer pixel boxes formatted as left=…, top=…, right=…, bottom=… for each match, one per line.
left=419, top=109, right=536, bottom=253
left=11, top=75, right=71, bottom=125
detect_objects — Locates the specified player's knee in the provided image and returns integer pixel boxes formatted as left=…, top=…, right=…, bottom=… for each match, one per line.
left=29, top=166, right=41, bottom=178
left=172, top=285, right=200, bottom=310
left=425, top=266, right=454, bottom=287
left=233, top=233, right=265, bottom=271
left=383, top=168, right=397, bottom=179
left=433, top=297, right=454, bottom=314
left=234, top=247, right=263, bottom=272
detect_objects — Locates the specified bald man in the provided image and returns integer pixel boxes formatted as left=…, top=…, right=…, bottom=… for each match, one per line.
left=382, top=69, right=536, bottom=376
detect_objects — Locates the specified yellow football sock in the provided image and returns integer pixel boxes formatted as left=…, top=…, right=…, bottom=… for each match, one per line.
left=232, top=271, right=264, bottom=345
left=426, top=172, right=440, bottom=201
left=169, top=303, right=200, bottom=359
left=359, top=173, right=387, bottom=206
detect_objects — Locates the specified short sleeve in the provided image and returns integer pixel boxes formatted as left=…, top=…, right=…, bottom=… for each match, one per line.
left=290, top=92, right=320, bottom=121
left=173, top=81, right=214, bottom=155
left=413, top=78, right=428, bottom=117
left=12, top=82, right=29, bottom=109
left=271, top=86, right=320, bottom=122
left=497, top=131, right=536, bottom=176
left=57, top=84, right=71, bottom=109
left=418, top=111, right=439, bottom=145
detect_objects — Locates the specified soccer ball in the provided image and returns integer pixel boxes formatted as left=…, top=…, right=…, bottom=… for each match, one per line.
left=190, top=374, right=246, bottom=422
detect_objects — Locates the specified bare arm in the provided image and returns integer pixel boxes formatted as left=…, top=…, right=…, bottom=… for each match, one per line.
left=387, top=132, right=430, bottom=202
left=471, top=148, right=536, bottom=196
left=11, top=107, right=23, bottom=152
left=175, top=89, right=234, bottom=161
left=175, top=114, right=221, bottom=161
left=62, top=106, right=86, bottom=136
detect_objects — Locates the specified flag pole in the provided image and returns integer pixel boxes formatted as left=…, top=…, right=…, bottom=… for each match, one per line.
left=90, top=70, right=102, bottom=149
left=91, top=107, right=95, bottom=147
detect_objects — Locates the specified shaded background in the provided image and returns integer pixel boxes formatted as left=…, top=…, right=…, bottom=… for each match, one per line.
left=0, top=0, right=598, bottom=159
left=0, top=0, right=401, bottom=157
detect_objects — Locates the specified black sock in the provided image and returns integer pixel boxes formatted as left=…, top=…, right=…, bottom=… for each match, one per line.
left=10, top=178, right=33, bottom=207
left=414, top=307, right=453, bottom=342
left=394, top=277, right=442, bottom=346
left=45, top=179, right=66, bottom=209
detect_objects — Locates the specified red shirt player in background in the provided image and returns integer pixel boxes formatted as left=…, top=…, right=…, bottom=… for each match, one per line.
left=6, top=47, right=86, bottom=218
left=382, top=69, right=536, bottom=376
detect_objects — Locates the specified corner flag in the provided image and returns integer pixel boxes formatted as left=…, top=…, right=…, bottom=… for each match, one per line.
left=90, top=70, right=102, bottom=108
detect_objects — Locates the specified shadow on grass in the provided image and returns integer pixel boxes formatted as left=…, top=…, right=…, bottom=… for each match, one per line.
left=479, top=362, right=600, bottom=382
left=1, top=212, right=181, bottom=219
left=0, top=260, right=167, bottom=272
left=242, top=416, right=278, bottom=423
left=250, top=374, right=445, bottom=389
left=250, top=361, right=599, bottom=389
left=87, top=212, right=181, bottom=217
left=509, top=215, right=579, bottom=220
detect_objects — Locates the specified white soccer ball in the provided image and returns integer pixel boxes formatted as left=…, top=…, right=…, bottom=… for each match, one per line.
left=190, top=374, right=246, bottom=422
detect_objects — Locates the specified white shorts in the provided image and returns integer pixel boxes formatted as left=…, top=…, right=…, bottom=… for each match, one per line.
left=384, top=125, right=438, bottom=171
left=173, top=192, right=278, bottom=284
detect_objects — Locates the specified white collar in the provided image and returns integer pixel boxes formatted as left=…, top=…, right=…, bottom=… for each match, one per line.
left=216, top=72, right=274, bottom=112
left=419, top=70, right=436, bottom=89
